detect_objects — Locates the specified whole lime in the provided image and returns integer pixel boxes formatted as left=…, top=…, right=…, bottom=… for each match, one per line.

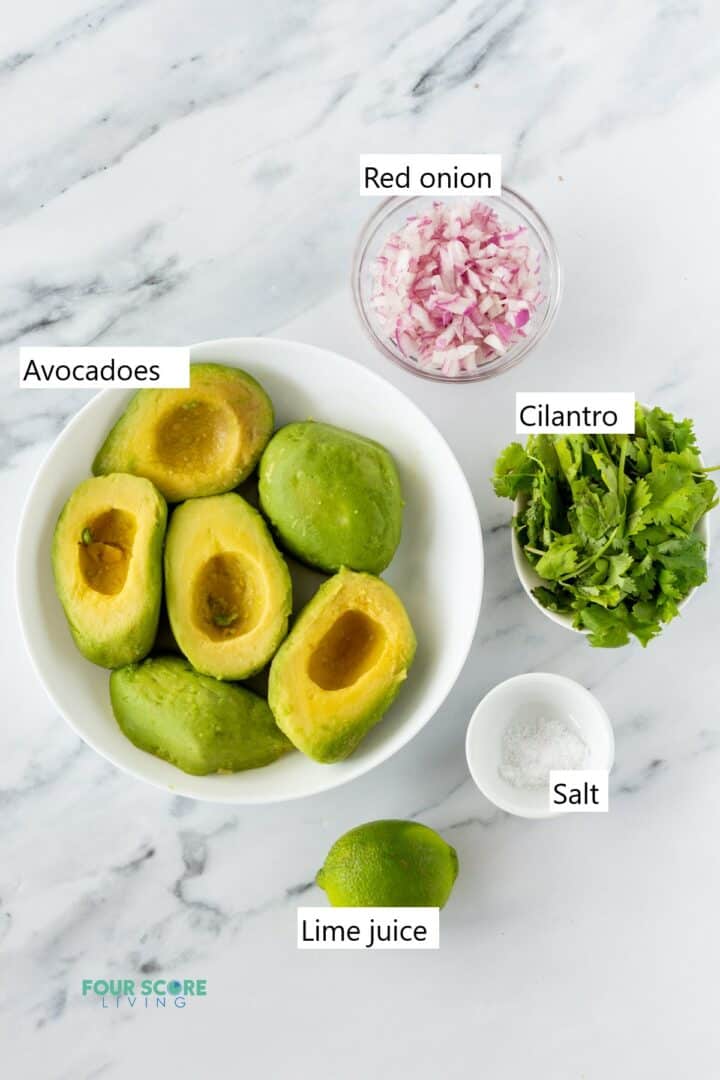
left=316, top=819, right=459, bottom=908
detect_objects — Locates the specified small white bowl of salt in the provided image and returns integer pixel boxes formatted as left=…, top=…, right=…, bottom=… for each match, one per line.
left=465, top=673, right=615, bottom=819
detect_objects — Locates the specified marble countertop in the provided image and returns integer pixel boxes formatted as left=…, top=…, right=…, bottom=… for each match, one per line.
left=3, top=2, right=720, bottom=1076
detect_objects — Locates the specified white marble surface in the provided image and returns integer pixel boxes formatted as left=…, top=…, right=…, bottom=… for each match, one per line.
left=3, top=2, right=720, bottom=1076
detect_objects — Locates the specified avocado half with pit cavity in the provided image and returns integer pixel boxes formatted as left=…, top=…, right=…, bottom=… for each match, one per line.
left=110, top=656, right=293, bottom=775
left=165, top=493, right=292, bottom=680
left=268, top=567, right=416, bottom=763
left=258, top=421, right=403, bottom=574
left=52, top=473, right=167, bottom=668
left=93, top=363, right=273, bottom=502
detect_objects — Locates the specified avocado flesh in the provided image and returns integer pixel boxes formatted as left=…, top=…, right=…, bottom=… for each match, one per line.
left=52, top=473, right=167, bottom=668
left=93, top=363, right=274, bottom=502
left=268, top=567, right=416, bottom=763
left=258, top=421, right=403, bottom=574
left=165, top=493, right=292, bottom=680
left=110, top=656, right=293, bottom=775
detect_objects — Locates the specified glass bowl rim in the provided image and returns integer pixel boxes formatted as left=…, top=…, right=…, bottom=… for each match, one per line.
left=351, top=186, right=563, bottom=383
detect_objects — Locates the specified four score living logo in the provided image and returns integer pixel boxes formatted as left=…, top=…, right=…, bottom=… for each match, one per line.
left=82, top=977, right=208, bottom=1009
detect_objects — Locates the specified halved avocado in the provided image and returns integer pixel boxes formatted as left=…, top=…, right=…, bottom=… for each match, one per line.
left=165, top=493, right=291, bottom=679
left=110, top=656, right=293, bottom=775
left=93, top=363, right=273, bottom=502
left=258, top=421, right=403, bottom=573
left=268, top=568, right=416, bottom=763
left=52, top=473, right=167, bottom=668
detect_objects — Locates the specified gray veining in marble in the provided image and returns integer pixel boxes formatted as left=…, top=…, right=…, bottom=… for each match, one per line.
left=3, top=2, right=720, bottom=1077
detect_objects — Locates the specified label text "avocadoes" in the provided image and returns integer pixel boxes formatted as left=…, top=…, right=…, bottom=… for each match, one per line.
left=19, top=346, right=190, bottom=389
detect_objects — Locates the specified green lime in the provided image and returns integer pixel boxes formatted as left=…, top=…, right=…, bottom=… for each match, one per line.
left=316, top=820, right=459, bottom=908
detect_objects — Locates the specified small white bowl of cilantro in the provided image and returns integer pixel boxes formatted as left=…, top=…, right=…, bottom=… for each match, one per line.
left=494, top=405, right=717, bottom=647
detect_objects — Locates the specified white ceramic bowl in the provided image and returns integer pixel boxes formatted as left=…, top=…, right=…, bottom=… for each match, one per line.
left=16, top=337, right=483, bottom=804
left=511, top=494, right=711, bottom=634
left=465, top=673, right=615, bottom=819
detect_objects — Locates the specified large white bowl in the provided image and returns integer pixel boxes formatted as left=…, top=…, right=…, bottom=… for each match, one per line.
left=16, top=337, right=483, bottom=804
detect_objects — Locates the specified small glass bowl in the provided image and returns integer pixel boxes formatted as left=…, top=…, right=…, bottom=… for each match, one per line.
left=352, top=188, right=563, bottom=383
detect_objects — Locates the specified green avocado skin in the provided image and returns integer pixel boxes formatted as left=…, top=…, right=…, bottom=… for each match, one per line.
left=258, top=421, right=403, bottom=574
left=271, top=665, right=408, bottom=765
left=92, top=364, right=274, bottom=501
left=303, top=677, right=405, bottom=764
left=51, top=476, right=167, bottom=669
left=110, top=656, right=293, bottom=775
left=268, top=569, right=417, bottom=764
left=316, top=820, right=459, bottom=908
left=164, top=493, right=292, bottom=680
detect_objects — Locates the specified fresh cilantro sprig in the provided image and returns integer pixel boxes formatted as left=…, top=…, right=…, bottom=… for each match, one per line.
left=493, top=405, right=717, bottom=647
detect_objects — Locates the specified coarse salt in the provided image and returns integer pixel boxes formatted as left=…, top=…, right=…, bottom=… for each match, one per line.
left=499, top=709, right=588, bottom=790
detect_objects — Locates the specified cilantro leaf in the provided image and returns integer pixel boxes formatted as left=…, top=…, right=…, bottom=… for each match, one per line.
left=492, top=442, right=537, bottom=498
left=627, top=476, right=651, bottom=534
left=577, top=605, right=631, bottom=648
left=533, top=535, right=579, bottom=580
left=532, top=585, right=573, bottom=613
left=644, top=462, right=708, bottom=531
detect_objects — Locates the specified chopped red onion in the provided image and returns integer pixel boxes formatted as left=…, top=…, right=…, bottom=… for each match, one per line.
left=370, top=200, right=543, bottom=376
